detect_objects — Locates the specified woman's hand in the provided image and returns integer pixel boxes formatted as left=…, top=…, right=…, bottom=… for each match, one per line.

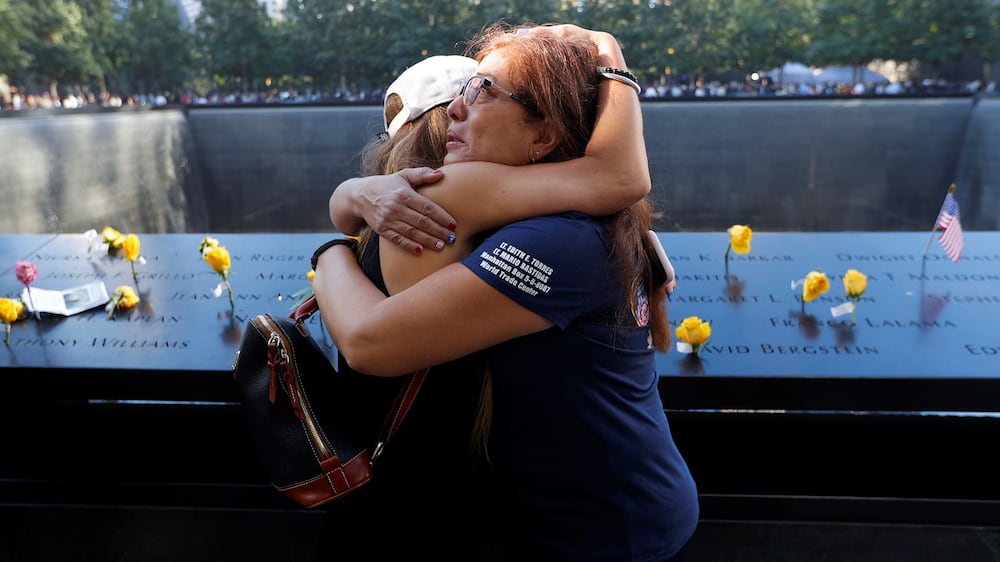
left=330, top=167, right=457, bottom=255
left=522, top=24, right=625, bottom=68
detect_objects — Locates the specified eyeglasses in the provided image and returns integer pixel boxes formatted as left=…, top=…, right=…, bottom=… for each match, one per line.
left=460, top=75, right=542, bottom=117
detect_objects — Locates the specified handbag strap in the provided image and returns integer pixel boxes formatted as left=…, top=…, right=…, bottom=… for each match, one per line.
left=371, top=367, right=428, bottom=464
left=289, top=294, right=430, bottom=464
left=290, top=294, right=320, bottom=322
left=383, top=367, right=429, bottom=443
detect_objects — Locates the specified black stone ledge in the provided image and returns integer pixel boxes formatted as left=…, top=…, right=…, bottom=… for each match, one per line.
left=699, top=494, right=1000, bottom=527
left=0, top=479, right=297, bottom=511
left=14, top=366, right=1000, bottom=412
left=3, top=480, right=997, bottom=528
left=8, top=365, right=240, bottom=403
left=661, top=376, right=1000, bottom=413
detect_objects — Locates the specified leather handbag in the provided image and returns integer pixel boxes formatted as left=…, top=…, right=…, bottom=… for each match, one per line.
left=232, top=294, right=427, bottom=508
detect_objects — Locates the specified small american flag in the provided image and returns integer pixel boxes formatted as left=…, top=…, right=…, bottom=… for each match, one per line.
left=935, top=192, right=963, bottom=262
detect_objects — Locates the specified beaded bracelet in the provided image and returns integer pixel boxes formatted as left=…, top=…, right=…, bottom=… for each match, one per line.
left=311, top=237, right=359, bottom=270
left=596, top=66, right=641, bottom=95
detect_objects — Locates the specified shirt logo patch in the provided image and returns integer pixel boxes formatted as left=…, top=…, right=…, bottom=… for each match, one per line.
left=633, top=283, right=650, bottom=327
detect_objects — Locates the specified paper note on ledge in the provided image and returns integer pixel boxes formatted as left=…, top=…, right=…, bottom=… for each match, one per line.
left=22, top=281, right=110, bottom=316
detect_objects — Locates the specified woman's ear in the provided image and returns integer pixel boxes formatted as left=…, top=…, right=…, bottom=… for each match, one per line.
left=529, top=121, right=562, bottom=161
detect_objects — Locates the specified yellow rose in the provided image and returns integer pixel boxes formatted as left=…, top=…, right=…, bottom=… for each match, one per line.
left=200, top=239, right=235, bottom=306
left=102, top=226, right=125, bottom=248
left=802, top=270, right=831, bottom=302
left=203, top=246, right=231, bottom=276
left=199, top=236, right=220, bottom=255
left=1, top=297, right=24, bottom=344
left=123, top=234, right=141, bottom=262
left=727, top=225, right=752, bottom=254
left=107, top=285, right=140, bottom=319
left=115, top=286, right=140, bottom=309
left=0, top=298, right=22, bottom=323
left=675, top=316, right=712, bottom=347
left=844, top=269, right=867, bottom=299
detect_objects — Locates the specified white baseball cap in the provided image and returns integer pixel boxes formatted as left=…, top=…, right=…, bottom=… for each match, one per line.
left=384, top=55, right=478, bottom=138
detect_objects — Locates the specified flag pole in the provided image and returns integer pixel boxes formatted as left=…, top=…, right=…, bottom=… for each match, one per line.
left=923, top=183, right=956, bottom=259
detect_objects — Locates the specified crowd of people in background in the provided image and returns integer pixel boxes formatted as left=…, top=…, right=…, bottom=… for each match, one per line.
left=1, top=77, right=995, bottom=113
left=0, top=86, right=368, bottom=111
left=643, top=77, right=996, bottom=99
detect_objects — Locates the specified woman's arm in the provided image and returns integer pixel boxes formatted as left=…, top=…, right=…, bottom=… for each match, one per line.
left=313, top=245, right=551, bottom=376
left=329, top=167, right=455, bottom=244
left=329, top=26, right=649, bottom=254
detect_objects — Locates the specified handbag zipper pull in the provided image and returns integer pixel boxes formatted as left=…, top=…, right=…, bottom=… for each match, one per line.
left=266, top=332, right=284, bottom=404
left=371, top=441, right=385, bottom=465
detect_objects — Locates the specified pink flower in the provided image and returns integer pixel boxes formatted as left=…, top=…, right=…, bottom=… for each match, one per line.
left=15, top=261, right=38, bottom=285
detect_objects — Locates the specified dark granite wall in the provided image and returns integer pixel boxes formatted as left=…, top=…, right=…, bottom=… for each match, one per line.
left=955, top=98, right=1000, bottom=231
left=2, top=97, right=997, bottom=234
left=186, top=106, right=382, bottom=233
left=643, top=98, right=974, bottom=231
left=0, top=110, right=208, bottom=234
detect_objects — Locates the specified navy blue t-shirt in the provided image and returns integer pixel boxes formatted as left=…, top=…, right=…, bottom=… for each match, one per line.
left=461, top=213, right=699, bottom=562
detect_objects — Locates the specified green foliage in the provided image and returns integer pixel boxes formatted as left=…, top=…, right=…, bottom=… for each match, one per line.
left=197, top=0, right=273, bottom=91
left=121, top=0, right=193, bottom=94
left=10, top=0, right=98, bottom=92
left=76, top=1, right=115, bottom=79
left=900, top=0, right=995, bottom=70
left=809, top=0, right=885, bottom=67
left=0, top=0, right=996, bottom=98
left=731, top=0, right=814, bottom=74
left=668, top=0, right=740, bottom=84
left=0, top=0, right=29, bottom=75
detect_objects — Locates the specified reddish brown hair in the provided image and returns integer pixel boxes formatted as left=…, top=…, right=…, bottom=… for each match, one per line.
left=467, top=23, right=669, bottom=352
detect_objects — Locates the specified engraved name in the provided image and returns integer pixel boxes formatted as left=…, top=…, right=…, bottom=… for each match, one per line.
left=760, top=344, right=879, bottom=355
left=90, top=337, right=190, bottom=348
left=925, top=295, right=1000, bottom=304
left=70, top=314, right=183, bottom=323
left=257, top=272, right=310, bottom=280
left=910, top=273, right=1000, bottom=282
left=767, top=317, right=957, bottom=329
left=672, top=295, right=761, bottom=303
left=248, top=254, right=307, bottom=262
left=720, top=255, right=793, bottom=262
left=170, top=292, right=263, bottom=301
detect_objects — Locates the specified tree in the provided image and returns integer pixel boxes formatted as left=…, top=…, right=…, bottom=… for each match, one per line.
left=118, top=0, right=193, bottom=96
left=809, top=0, right=895, bottom=82
left=898, top=0, right=997, bottom=80
left=1, top=0, right=997, bottom=103
left=196, top=0, right=273, bottom=93
left=11, top=0, right=98, bottom=98
left=731, top=0, right=815, bottom=78
left=0, top=0, right=28, bottom=77
left=663, top=0, right=738, bottom=87
left=75, top=0, right=118, bottom=97
left=283, top=0, right=365, bottom=95
left=980, top=0, right=1000, bottom=83
left=574, top=0, right=658, bottom=87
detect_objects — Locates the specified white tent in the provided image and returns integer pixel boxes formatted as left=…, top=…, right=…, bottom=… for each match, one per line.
left=766, top=62, right=819, bottom=84
left=815, top=66, right=890, bottom=84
